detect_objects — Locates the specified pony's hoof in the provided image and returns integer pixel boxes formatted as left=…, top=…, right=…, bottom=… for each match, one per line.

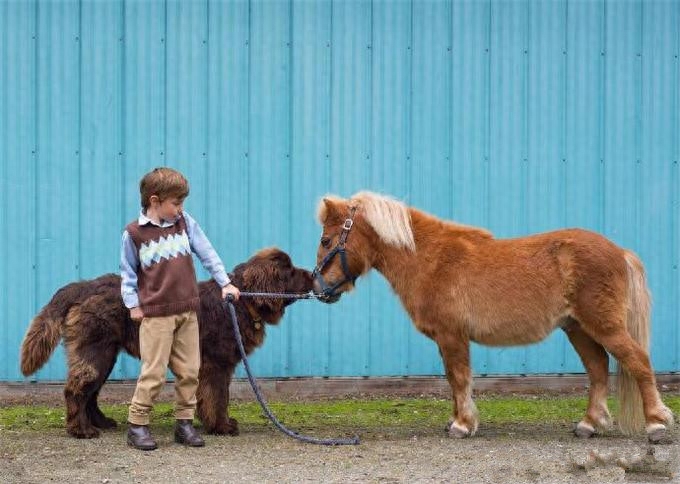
left=574, top=421, right=595, bottom=439
left=647, top=423, right=670, bottom=444
left=446, top=420, right=471, bottom=438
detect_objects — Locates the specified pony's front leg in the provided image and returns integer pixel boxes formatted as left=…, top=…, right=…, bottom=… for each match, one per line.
left=437, top=333, right=479, bottom=438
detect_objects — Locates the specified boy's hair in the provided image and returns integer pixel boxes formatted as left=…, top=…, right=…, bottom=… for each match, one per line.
left=139, top=167, right=190, bottom=209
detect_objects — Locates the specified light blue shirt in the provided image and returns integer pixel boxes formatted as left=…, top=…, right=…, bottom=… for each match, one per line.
left=120, top=211, right=230, bottom=309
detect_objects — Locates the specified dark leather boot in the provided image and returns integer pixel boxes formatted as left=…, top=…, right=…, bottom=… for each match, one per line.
left=127, top=424, right=157, bottom=451
left=174, top=419, right=205, bottom=447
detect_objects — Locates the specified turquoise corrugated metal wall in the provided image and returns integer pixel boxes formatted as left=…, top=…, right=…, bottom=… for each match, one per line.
left=1, top=0, right=679, bottom=382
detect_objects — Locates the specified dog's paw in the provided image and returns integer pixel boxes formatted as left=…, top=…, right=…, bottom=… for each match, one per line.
left=69, top=426, right=101, bottom=439
left=226, top=417, right=240, bottom=436
left=93, top=417, right=118, bottom=430
left=206, top=418, right=240, bottom=436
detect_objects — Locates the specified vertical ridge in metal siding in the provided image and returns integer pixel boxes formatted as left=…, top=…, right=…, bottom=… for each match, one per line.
left=603, top=2, right=639, bottom=251
left=114, top=0, right=168, bottom=380
left=207, top=0, right=251, bottom=378
left=166, top=0, right=210, bottom=279
left=288, top=0, right=332, bottom=377
left=248, top=0, right=292, bottom=376
left=565, top=0, right=601, bottom=240
left=640, top=1, right=679, bottom=371
left=486, top=0, right=528, bottom=375
left=523, top=0, right=567, bottom=374
left=80, top=0, right=123, bottom=279
left=598, top=0, right=606, bottom=235
left=407, top=0, right=451, bottom=376
left=451, top=0, right=491, bottom=375
left=676, top=1, right=680, bottom=370
left=122, top=0, right=165, bottom=219
left=206, top=0, right=250, bottom=267
left=0, top=0, right=7, bottom=380
left=0, top=0, right=5, bottom=379
left=369, top=0, right=411, bottom=376
left=328, top=0, right=372, bottom=376
left=35, top=1, right=81, bottom=381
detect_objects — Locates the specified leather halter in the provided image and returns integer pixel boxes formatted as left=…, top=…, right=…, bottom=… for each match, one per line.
left=312, top=206, right=358, bottom=298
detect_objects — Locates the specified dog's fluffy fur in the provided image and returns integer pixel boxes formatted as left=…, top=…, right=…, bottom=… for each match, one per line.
left=21, top=248, right=313, bottom=438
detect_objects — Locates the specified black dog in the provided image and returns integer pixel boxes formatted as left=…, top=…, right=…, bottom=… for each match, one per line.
left=21, top=248, right=313, bottom=438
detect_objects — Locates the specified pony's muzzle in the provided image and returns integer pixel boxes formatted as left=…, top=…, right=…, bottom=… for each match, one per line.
left=312, top=278, right=342, bottom=304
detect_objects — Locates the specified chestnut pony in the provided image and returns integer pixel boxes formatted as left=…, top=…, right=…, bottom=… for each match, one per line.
left=313, top=191, right=673, bottom=442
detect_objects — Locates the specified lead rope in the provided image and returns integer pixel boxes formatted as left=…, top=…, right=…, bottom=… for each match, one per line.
left=224, top=295, right=360, bottom=445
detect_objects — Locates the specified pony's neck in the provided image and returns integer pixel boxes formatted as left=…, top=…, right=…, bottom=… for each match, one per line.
left=370, top=208, right=425, bottom=291
left=370, top=208, right=488, bottom=296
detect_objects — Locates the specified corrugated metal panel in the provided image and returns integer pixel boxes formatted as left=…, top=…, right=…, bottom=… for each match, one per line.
left=288, top=0, right=332, bottom=376
left=1, top=0, right=679, bottom=382
left=34, top=0, right=81, bottom=381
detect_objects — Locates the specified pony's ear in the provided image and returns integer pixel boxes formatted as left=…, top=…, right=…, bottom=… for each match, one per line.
left=317, top=196, right=341, bottom=224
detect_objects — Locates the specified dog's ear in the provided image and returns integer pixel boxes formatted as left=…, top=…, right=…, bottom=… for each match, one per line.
left=241, top=259, right=285, bottom=319
left=266, top=248, right=292, bottom=267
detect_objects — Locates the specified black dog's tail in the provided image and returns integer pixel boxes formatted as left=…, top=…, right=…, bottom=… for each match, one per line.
left=20, top=279, right=97, bottom=376
left=20, top=303, right=65, bottom=376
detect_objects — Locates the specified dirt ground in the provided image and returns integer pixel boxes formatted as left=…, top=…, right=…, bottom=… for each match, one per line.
left=1, top=384, right=679, bottom=484
left=1, top=420, right=678, bottom=483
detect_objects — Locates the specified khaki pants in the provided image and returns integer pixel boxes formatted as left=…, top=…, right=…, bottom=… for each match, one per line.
left=127, top=311, right=200, bottom=425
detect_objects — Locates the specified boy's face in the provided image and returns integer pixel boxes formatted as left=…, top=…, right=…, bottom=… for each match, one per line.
left=152, top=196, right=184, bottom=222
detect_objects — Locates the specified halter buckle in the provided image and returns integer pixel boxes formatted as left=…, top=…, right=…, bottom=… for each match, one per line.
left=342, top=219, right=353, bottom=230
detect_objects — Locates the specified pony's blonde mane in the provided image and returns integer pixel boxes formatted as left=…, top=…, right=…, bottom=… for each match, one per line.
left=350, top=191, right=416, bottom=252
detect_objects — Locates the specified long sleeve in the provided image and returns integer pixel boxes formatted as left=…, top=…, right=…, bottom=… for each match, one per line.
left=183, top=212, right=231, bottom=287
left=120, top=230, right=141, bottom=308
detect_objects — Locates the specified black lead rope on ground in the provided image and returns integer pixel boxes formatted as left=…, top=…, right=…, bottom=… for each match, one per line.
left=224, top=294, right=360, bottom=446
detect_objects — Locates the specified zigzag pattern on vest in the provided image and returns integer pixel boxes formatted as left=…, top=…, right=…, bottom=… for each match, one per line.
left=139, top=231, right=191, bottom=268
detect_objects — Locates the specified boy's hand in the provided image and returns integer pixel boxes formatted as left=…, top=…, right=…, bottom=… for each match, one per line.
left=222, top=283, right=240, bottom=301
left=130, top=307, right=144, bottom=322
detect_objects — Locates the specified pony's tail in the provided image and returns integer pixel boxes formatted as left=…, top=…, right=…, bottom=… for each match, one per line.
left=617, top=250, right=651, bottom=434
left=20, top=305, right=64, bottom=376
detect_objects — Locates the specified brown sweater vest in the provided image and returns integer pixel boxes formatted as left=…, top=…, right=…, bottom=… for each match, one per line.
left=126, top=215, right=200, bottom=317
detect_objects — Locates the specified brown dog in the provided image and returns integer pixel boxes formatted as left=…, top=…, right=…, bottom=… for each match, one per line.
left=20, top=248, right=313, bottom=438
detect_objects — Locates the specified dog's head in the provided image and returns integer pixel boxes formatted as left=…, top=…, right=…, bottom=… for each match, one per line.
left=232, top=248, right=314, bottom=324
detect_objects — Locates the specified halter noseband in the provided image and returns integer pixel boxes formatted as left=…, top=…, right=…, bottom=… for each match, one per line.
left=312, top=207, right=358, bottom=298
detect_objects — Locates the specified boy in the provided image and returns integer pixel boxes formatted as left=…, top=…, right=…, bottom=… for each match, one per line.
left=121, top=167, right=240, bottom=450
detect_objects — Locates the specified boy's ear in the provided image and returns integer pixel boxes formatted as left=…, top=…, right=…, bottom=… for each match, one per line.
left=149, top=194, right=160, bottom=205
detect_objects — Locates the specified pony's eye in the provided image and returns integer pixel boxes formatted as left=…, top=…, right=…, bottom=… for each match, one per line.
left=320, top=237, right=331, bottom=248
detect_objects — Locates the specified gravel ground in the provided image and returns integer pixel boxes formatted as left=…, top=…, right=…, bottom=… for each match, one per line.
left=1, top=419, right=678, bottom=483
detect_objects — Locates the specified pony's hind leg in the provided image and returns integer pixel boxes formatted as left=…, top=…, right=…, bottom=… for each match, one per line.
left=437, top=332, right=479, bottom=438
left=576, top=313, right=673, bottom=441
left=596, top=329, right=672, bottom=438
left=563, top=321, right=611, bottom=437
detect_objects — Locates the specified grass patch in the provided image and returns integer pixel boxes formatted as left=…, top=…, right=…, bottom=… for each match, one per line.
left=2, top=395, right=678, bottom=433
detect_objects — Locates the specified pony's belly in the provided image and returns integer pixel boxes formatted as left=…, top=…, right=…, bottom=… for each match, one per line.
left=468, top=317, right=561, bottom=346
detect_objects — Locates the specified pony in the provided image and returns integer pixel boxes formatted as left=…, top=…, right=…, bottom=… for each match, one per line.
left=21, top=248, right=314, bottom=438
left=312, top=191, right=674, bottom=442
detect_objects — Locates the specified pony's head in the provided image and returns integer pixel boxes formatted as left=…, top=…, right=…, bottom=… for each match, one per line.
left=313, top=191, right=415, bottom=303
